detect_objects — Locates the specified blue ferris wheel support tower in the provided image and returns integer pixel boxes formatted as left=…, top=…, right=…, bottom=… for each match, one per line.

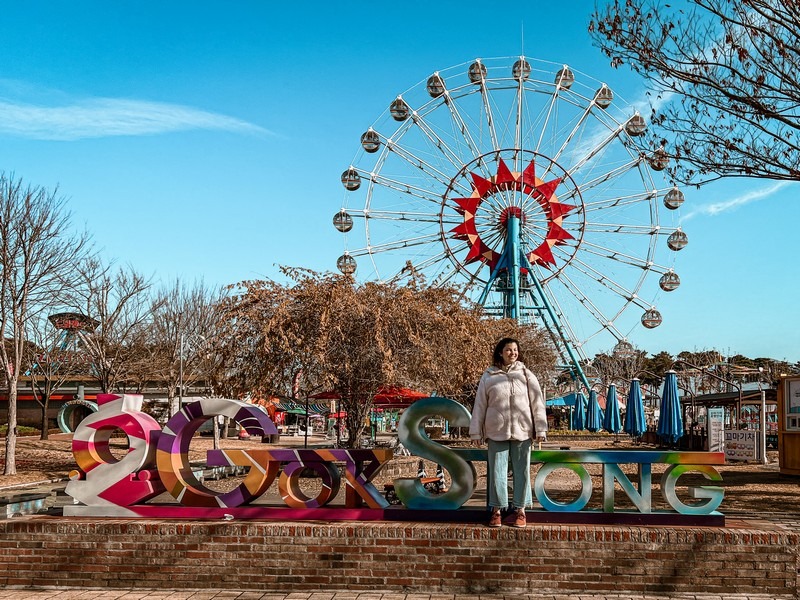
left=477, top=214, right=591, bottom=393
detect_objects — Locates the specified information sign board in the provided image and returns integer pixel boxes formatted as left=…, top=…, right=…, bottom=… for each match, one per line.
left=724, top=429, right=760, bottom=461
left=708, top=408, right=724, bottom=452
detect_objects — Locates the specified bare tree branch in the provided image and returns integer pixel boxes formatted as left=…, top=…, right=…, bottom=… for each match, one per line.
left=590, top=0, right=800, bottom=184
left=71, top=258, right=154, bottom=393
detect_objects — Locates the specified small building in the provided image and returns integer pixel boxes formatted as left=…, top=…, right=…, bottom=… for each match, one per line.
left=777, top=375, right=800, bottom=475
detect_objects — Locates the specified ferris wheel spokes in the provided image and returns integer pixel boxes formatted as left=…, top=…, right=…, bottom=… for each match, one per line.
left=581, top=190, right=659, bottom=212
left=556, top=163, right=649, bottom=205
left=533, top=68, right=571, bottom=154
left=438, top=91, right=486, bottom=169
left=523, top=260, right=592, bottom=390
left=364, top=173, right=446, bottom=206
left=577, top=240, right=657, bottom=271
left=354, top=210, right=453, bottom=224
left=383, top=135, right=465, bottom=185
left=567, top=256, right=652, bottom=311
left=560, top=126, right=632, bottom=181
left=353, top=232, right=447, bottom=256
left=479, top=80, right=503, bottom=153
left=581, top=222, right=661, bottom=235
left=407, top=115, right=473, bottom=177
left=550, top=269, right=629, bottom=340
left=514, top=62, right=526, bottom=160
left=546, top=101, right=601, bottom=170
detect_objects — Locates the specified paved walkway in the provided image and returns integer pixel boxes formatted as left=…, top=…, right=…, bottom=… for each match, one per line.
left=0, top=590, right=793, bottom=600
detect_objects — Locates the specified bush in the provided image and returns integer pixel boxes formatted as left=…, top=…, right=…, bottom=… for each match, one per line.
left=0, top=424, right=40, bottom=436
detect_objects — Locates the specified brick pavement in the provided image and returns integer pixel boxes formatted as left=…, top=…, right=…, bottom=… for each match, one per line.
left=0, top=591, right=794, bottom=599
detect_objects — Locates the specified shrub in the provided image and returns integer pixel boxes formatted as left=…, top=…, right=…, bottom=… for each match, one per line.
left=0, top=424, right=40, bottom=436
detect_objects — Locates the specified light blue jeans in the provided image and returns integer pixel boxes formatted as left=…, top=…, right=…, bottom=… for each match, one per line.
left=487, top=438, right=532, bottom=509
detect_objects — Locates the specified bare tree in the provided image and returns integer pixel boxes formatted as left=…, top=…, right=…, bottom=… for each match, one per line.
left=72, top=259, right=154, bottom=393
left=219, top=268, right=556, bottom=446
left=0, top=175, right=90, bottom=474
left=148, top=278, right=225, bottom=416
left=24, top=313, right=93, bottom=439
left=590, top=0, right=800, bottom=184
left=590, top=347, right=648, bottom=391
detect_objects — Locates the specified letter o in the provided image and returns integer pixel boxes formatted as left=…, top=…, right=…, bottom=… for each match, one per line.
left=534, top=462, right=593, bottom=512
left=279, top=461, right=341, bottom=508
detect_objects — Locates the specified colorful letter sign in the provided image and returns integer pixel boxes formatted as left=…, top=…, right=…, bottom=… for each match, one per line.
left=64, top=394, right=725, bottom=521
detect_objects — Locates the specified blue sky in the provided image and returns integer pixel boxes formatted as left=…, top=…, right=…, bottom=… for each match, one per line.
left=0, top=2, right=796, bottom=364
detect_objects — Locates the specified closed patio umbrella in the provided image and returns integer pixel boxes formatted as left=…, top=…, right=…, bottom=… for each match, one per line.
left=657, top=370, right=684, bottom=445
left=603, top=384, right=622, bottom=434
left=623, top=378, right=646, bottom=439
left=572, top=392, right=587, bottom=430
left=586, top=389, right=602, bottom=432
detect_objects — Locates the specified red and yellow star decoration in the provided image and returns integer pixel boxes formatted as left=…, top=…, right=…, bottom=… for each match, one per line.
left=450, top=158, right=576, bottom=269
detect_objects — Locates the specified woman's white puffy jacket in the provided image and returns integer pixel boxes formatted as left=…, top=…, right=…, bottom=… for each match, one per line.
left=469, top=361, right=547, bottom=443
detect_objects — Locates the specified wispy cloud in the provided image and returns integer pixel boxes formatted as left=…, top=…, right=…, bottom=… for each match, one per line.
left=680, top=180, right=792, bottom=222
left=630, top=88, right=675, bottom=118
left=0, top=97, right=271, bottom=140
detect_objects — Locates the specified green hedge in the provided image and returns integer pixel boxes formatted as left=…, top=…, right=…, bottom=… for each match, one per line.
left=0, top=424, right=40, bottom=436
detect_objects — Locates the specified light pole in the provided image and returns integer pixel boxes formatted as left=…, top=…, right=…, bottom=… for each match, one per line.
left=758, top=367, right=768, bottom=464
left=177, top=333, right=184, bottom=418
left=178, top=332, right=208, bottom=408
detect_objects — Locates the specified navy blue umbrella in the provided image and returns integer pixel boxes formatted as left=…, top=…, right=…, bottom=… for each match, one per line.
left=623, top=378, right=646, bottom=438
left=657, top=370, right=684, bottom=445
left=572, top=392, right=586, bottom=430
left=603, top=384, right=622, bottom=434
left=586, top=389, right=602, bottom=432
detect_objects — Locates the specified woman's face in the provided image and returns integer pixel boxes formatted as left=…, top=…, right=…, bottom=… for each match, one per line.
left=501, top=342, right=519, bottom=366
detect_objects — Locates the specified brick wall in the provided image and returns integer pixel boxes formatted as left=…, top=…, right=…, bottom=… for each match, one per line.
left=0, top=519, right=796, bottom=595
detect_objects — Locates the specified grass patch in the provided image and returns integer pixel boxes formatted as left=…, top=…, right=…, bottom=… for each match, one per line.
left=0, top=424, right=40, bottom=436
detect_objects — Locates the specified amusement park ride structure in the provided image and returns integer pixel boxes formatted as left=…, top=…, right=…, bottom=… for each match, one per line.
left=334, top=56, right=686, bottom=392
left=31, top=312, right=98, bottom=368
left=48, top=312, right=98, bottom=351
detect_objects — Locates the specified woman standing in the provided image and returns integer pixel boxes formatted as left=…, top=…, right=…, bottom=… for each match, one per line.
left=469, top=337, right=547, bottom=528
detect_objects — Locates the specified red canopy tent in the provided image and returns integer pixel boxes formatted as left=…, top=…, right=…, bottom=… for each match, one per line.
left=310, top=386, right=428, bottom=409
left=375, top=386, right=428, bottom=408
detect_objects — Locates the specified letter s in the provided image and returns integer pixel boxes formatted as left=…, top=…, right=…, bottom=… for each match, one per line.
left=394, top=397, right=474, bottom=509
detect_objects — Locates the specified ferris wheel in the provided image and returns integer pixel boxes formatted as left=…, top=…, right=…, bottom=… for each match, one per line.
left=333, top=56, right=687, bottom=390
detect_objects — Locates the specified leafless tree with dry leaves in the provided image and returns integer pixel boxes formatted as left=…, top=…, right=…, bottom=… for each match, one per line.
left=590, top=0, right=800, bottom=184
left=218, top=268, right=557, bottom=446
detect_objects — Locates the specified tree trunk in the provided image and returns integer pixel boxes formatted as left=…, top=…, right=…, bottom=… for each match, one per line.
left=345, top=409, right=368, bottom=449
left=3, top=382, right=18, bottom=475
left=40, top=397, right=50, bottom=440
left=213, top=418, right=221, bottom=450
left=168, top=393, right=179, bottom=419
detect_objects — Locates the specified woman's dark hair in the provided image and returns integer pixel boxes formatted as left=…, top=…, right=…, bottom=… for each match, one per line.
left=492, top=337, right=522, bottom=368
